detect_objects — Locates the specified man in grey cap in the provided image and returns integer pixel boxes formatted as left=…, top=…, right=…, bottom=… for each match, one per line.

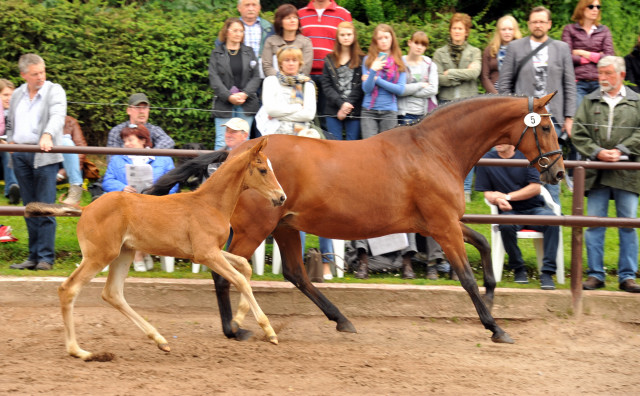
left=222, top=117, right=250, bottom=150
left=107, top=92, right=174, bottom=150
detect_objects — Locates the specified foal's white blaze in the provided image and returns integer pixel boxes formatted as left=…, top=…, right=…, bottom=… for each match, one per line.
left=267, top=157, right=286, bottom=200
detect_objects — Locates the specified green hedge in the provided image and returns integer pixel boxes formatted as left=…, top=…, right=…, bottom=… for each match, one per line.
left=1, top=0, right=639, bottom=148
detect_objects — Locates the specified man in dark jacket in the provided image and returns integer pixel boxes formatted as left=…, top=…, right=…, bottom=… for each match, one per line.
left=572, top=56, right=640, bottom=293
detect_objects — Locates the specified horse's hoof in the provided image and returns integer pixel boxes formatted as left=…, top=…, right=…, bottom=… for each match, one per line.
left=233, top=328, right=254, bottom=342
left=84, top=352, right=116, bottom=362
left=269, top=335, right=278, bottom=345
left=158, top=343, right=171, bottom=352
left=337, top=320, right=357, bottom=333
left=491, top=332, right=514, bottom=344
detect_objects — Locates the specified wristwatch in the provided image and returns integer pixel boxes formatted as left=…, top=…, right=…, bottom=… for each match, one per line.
left=504, top=194, right=512, bottom=201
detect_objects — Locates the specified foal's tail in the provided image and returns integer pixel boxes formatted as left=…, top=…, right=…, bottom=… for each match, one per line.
left=145, top=149, right=230, bottom=196
left=24, top=202, right=83, bottom=217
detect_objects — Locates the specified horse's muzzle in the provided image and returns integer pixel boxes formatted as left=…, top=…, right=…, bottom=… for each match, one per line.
left=271, top=192, right=287, bottom=207
left=541, top=168, right=564, bottom=185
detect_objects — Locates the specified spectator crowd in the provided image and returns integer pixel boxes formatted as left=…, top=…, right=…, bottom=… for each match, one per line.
left=1, top=0, right=639, bottom=293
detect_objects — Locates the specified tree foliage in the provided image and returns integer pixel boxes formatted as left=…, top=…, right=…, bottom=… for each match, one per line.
left=2, top=0, right=639, bottom=148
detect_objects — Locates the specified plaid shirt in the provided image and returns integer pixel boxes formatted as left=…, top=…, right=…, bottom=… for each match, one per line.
left=242, top=17, right=263, bottom=58
left=107, top=121, right=174, bottom=160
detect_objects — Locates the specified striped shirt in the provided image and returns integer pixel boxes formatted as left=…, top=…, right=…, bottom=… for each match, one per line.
left=242, top=17, right=263, bottom=58
left=298, top=1, right=352, bottom=75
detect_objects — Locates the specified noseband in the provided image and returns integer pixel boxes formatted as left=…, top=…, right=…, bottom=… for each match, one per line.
left=513, top=97, right=563, bottom=174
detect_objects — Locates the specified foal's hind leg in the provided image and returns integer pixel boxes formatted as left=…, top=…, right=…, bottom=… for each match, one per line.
left=101, top=252, right=170, bottom=352
left=59, top=255, right=116, bottom=360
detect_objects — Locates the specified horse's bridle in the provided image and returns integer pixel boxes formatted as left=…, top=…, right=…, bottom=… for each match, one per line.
left=513, top=97, right=563, bottom=174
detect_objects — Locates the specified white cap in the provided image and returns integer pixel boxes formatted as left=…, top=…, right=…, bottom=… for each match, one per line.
left=222, top=118, right=250, bottom=133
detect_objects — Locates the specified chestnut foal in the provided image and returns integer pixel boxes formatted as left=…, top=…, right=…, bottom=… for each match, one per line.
left=25, top=139, right=286, bottom=361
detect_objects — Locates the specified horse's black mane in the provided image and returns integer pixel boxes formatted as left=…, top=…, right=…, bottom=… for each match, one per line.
left=144, top=150, right=229, bottom=196
left=400, top=93, right=528, bottom=127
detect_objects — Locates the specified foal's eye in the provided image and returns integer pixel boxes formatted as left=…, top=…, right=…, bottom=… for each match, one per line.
left=259, top=168, right=267, bottom=175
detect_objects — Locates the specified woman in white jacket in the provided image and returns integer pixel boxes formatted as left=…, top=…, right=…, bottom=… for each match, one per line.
left=260, top=46, right=316, bottom=136
left=398, top=31, right=438, bottom=125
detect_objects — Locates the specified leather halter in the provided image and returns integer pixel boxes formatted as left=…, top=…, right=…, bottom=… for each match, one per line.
left=513, top=97, right=563, bottom=174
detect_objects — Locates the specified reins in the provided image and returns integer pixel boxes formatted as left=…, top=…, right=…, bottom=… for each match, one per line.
left=513, top=96, right=563, bottom=174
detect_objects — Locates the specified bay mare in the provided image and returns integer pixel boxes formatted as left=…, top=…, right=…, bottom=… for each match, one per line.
left=25, top=139, right=286, bottom=360
left=149, top=93, right=564, bottom=344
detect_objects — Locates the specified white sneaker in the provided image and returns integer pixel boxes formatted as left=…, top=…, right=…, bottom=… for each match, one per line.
left=323, top=273, right=333, bottom=280
left=144, top=254, right=154, bottom=270
left=133, top=261, right=147, bottom=272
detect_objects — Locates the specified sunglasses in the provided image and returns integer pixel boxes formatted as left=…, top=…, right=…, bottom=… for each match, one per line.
left=587, top=4, right=601, bottom=10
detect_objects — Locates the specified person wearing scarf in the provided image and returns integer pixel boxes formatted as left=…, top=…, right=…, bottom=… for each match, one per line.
left=433, top=13, right=481, bottom=203
left=360, top=23, right=407, bottom=139
left=261, top=46, right=316, bottom=135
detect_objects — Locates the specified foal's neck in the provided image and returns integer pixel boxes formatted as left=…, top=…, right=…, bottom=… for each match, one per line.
left=196, top=156, right=247, bottom=218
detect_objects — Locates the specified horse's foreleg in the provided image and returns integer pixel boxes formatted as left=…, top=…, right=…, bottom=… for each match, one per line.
left=461, top=222, right=495, bottom=310
left=273, top=227, right=356, bottom=333
left=439, top=232, right=513, bottom=344
left=59, top=255, right=117, bottom=361
left=221, top=251, right=252, bottom=332
left=101, top=252, right=169, bottom=353
left=202, top=252, right=277, bottom=344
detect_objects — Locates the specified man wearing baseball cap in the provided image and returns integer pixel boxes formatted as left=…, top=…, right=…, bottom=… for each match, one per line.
left=222, top=117, right=250, bottom=150
left=106, top=92, right=175, bottom=151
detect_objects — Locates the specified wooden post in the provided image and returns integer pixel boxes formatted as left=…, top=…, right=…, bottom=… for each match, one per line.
left=571, top=166, right=585, bottom=316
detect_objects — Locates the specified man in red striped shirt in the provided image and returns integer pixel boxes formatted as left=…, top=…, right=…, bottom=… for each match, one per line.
left=298, top=0, right=352, bottom=127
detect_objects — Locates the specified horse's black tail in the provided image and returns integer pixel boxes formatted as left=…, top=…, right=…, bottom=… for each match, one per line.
left=145, top=150, right=230, bottom=196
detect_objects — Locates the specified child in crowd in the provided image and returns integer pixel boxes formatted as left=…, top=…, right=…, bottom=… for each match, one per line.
left=360, top=23, right=407, bottom=139
left=320, top=21, right=364, bottom=140
left=398, top=31, right=438, bottom=125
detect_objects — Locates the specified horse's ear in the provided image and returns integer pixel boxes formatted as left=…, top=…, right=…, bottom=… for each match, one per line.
left=253, top=137, right=268, bottom=154
left=536, top=91, right=557, bottom=109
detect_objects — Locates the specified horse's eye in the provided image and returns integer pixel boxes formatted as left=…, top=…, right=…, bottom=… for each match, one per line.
left=259, top=168, right=267, bottom=175
left=542, top=125, right=551, bottom=132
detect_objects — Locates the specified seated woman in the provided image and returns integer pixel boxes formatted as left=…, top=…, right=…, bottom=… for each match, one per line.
left=260, top=46, right=317, bottom=136
left=102, top=124, right=178, bottom=271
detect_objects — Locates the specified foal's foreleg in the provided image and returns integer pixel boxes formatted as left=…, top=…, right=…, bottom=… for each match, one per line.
left=221, top=251, right=252, bottom=332
left=101, top=253, right=170, bottom=352
left=204, top=252, right=278, bottom=344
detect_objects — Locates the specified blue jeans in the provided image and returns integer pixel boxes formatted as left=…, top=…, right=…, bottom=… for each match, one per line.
left=360, top=109, right=397, bottom=139
left=398, top=113, right=423, bottom=126
left=585, top=187, right=639, bottom=282
left=576, top=80, right=600, bottom=107
left=1, top=150, right=18, bottom=196
left=62, top=134, right=83, bottom=185
left=12, top=152, right=58, bottom=264
left=464, top=168, right=474, bottom=193
left=499, top=206, right=560, bottom=274
left=214, top=107, right=253, bottom=150
left=300, top=231, right=334, bottom=264
left=325, top=117, right=360, bottom=140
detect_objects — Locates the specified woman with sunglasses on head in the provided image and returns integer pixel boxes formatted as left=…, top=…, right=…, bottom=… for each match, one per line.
left=562, top=0, right=614, bottom=105
left=209, top=17, right=261, bottom=150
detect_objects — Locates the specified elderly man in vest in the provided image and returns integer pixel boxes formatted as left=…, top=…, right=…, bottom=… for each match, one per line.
left=573, top=56, right=640, bottom=293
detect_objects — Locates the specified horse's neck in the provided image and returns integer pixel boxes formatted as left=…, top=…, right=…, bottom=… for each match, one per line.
left=195, top=159, right=246, bottom=218
left=422, top=99, right=517, bottom=176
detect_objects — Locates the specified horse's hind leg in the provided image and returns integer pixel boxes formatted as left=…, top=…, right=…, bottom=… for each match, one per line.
left=221, top=251, right=252, bottom=332
left=461, top=222, right=495, bottom=310
left=273, top=226, right=356, bottom=333
left=59, top=256, right=113, bottom=360
left=101, top=251, right=170, bottom=352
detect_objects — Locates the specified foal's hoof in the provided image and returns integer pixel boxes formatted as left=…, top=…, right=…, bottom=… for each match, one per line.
left=233, top=328, right=254, bottom=342
left=491, top=332, right=514, bottom=344
left=269, top=335, right=278, bottom=345
left=336, top=320, right=357, bottom=333
left=158, top=343, right=171, bottom=352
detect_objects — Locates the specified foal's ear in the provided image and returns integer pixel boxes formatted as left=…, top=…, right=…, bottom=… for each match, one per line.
left=253, top=137, right=268, bottom=154
left=536, top=91, right=557, bottom=109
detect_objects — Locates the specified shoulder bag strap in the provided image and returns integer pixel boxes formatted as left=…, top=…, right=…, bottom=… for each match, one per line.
left=513, top=39, right=551, bottom=83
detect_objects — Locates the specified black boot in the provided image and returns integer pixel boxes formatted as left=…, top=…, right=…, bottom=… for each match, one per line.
left=355, top=250, right=369, bottom=279
left=401, top=254, right=415, bottom=279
